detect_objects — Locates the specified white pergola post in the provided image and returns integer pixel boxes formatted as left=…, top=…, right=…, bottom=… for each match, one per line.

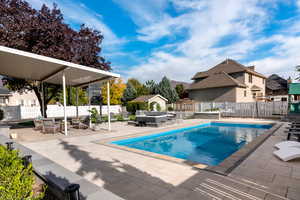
left=62, top=71, right=68, bottom=135
left=41, top=82, right=45, bottom=118
left=107, top=81, right=111, bottom=131
left=76, top=87, right=79, bottom=118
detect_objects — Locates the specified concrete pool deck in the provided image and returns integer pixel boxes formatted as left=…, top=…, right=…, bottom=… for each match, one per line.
left=12, top=119, right=300, bottom=199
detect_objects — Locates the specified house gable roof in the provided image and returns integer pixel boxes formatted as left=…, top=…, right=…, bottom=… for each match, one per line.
left=188, top=71, right=246, bottom=91
left=192, top=59, right=266, bottom=80
left=132, top=94, right=168, bottom=102
left=266, top=74, right=288, bottom=91
left=0, top=87, right=11, bottom=96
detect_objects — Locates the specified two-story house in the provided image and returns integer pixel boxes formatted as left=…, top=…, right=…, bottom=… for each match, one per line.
left=188, top=59, right=266, bottom=102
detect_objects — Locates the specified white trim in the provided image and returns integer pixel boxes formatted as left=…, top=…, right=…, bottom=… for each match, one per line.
left=0, top=45, right=120, bottom=79
left=148, top=94, right=168, bottom=102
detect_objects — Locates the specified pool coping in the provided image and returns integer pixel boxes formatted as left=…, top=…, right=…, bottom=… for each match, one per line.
left=96, top=121, right=281, bottom=173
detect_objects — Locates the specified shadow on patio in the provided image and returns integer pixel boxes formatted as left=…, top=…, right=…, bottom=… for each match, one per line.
left=58, top=140, right=294, bottom=200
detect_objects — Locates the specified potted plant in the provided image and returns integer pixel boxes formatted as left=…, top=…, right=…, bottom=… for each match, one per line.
left=88, top=108, right=102, bottom=131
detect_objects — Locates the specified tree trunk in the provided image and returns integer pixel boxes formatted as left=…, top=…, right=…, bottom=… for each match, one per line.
left=32, top=86, right=47, bottom=118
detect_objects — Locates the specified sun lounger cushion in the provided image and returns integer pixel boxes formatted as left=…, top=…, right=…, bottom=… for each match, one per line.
left=274, top=141, right=300, bottom=149
left=273, top=147, right=300, bottom=161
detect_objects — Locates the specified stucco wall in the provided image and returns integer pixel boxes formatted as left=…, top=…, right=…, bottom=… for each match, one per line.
left=243, top=73, right=266, bottom=102
left=148, top=96, right=167, bottom=111
left=189, top=87, right=237, bottom=102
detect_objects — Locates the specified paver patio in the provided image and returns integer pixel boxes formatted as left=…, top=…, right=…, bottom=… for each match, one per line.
left=16, top=119, right=300, bottom=200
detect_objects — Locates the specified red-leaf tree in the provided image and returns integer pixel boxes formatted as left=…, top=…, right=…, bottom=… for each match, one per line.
left=0, top=0, right=110, bottom=117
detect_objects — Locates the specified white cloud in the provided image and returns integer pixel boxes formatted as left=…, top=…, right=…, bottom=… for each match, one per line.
left=122, top=0, right=300, bottom=82
left=26, top=0, right=125, bottom=50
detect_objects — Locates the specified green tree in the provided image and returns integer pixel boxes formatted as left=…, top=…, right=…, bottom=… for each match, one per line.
left=127, top=78, right=149, bottom=96
left=49, top=87, right=88, bottom=105
left=145, top=80, right=157, bottom=94
left=156, top=76, right=179, bottom=103
left=122, top=83, right=137, bottom=103
left=175, top=84, right=188, bottom=99
left=0, top=0, right=110, bottom=117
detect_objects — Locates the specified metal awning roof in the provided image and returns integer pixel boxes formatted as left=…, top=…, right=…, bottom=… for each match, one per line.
left=0, top=46, right=120, bottom=87
left=289, top=83, right=300, bottom=95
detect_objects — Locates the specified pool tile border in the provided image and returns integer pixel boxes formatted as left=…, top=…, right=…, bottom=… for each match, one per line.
left=96, top=121, right=280, bottom=172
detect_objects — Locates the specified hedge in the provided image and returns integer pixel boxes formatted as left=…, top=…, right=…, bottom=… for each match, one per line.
left=126, top=101, right=148, bottom=114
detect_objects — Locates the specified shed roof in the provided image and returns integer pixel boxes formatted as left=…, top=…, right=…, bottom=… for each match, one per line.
left=289, top=83, right=300, bottom=95
left=132, top=94, right=168, bottom=102
left=0, top=46, right=120, bottom=87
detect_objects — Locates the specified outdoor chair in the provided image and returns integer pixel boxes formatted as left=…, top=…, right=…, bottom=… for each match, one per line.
left=273, top=147, right=300, bottom=161
left=275, top=141, right=300, bottom=149
left=33, top=119, right=43, bottom=131
left=42, top=118, right=60, bottom=134
left=71, top=118, right=88, bottom=129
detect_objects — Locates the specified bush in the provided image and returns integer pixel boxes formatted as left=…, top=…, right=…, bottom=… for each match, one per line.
left=126, top=101, right=148, bottom=114
left=116, top=115, right=124, bottom=121
left=0, top=146, right=44, bottom=200
left=129, top=115, right=136, bottom=121
left=156, top=103, right=161, bottom=111
left=167, top=106, right=174, bottom=111
left=88, top=108, right=101, bottom=123
left=0, top=109, right=4, bottom=121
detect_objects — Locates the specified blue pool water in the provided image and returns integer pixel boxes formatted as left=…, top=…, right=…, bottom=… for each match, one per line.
left=112, top=122, right=272, bottom=166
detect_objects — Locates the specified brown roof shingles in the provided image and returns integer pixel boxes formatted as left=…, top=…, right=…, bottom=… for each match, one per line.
left=192, top=59, right=266, bottom=80
left=188, top=71, right=246, bottom=90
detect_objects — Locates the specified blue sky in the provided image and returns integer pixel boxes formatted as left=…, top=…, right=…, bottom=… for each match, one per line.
left=27, top=0, right=300, bottom=82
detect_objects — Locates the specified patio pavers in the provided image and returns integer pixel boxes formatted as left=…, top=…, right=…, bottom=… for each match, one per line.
left=16, top=119, right=300, bottom=200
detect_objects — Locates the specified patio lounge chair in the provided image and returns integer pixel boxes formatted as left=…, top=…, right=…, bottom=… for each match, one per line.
left=273, top=147, right=300, bottom=161
left=285, top=130, right=300, bottom=142
left=274, top=141, right=300, bottom=149
left=42, top=118, right=60, bottom=134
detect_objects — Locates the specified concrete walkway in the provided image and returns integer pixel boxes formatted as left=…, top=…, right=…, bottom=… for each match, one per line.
left=19, top=119, right=300, bottom=200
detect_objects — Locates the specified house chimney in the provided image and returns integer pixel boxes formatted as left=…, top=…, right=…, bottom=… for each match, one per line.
left=247, top=66, right=255, bottom=71
left=287, top=76, right=292, bottom=84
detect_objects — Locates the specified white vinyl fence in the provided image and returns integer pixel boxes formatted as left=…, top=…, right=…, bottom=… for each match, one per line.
left=198, top=101, right=288, bottom=118
left=0, top=105, right=122, bottom=121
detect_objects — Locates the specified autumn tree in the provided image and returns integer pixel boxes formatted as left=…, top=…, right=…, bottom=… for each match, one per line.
left=101, top=79, right=126, bottom=105
left=0, top=0, right=110, bottom=116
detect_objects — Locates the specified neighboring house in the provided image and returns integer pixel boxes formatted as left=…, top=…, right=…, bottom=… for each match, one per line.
left=0, top=87, right=11, bottom=106
left=188, top=59, right=267, bottom=102
left=132, top=94, right=168, bottom=111
left=266, top=74, right=289, bottom=102
left=0, top=79, right=39, bottom=106
left=8, top=90, right=39, bottom=106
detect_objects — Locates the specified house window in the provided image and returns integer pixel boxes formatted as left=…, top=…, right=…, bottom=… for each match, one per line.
left=20, top=99, right=24, bottom=106
left=281, top=97, right=287, bottom=101
left=253, top=92, right=256, bottom=98
left=248, top=74, right=253, bottom=83
left=244, top=90, right=247, bottom=97
left=262, top=78, right=265, bottom=84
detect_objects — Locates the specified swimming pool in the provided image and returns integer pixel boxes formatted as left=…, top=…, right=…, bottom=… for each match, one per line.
left=112, top=122, right=272, bottom=166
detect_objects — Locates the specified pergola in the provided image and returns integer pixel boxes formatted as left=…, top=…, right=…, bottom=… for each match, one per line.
left=0, top=45, right=120, bottom=135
